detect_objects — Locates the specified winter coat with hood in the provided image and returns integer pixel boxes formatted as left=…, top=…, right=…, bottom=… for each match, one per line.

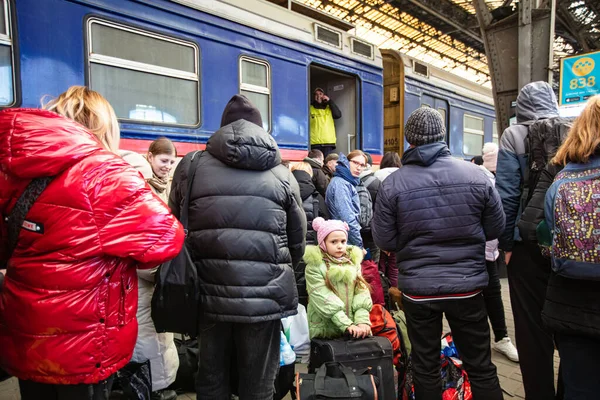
left=325, top=154, right=364, bottom=249
left=304, top=245, right=372, bottom=339
left=121, top=151, right=179, bottom=391
left=0, top=109, right=184, bottom=385
left=292, top=169, right=329, bottom=245
left=496, top=81, right=559, bottom=252
left=372, top=142, right=505, bottom=296
left=304, top=157, right=329, bottom=198
left=169, top=95, right=307, bottom=323
left=374, top=167, right=399, bottom=182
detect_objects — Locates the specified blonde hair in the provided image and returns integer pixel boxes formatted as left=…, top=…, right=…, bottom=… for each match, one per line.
left=43, top=86, right=120, bottom=153
left=291, top=161, right=313, bottom=177
left=553, top=95, right=600, bottom=166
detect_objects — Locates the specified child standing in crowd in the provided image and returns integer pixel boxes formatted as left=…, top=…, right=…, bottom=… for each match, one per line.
left=304, top=217, right=373, bottom=339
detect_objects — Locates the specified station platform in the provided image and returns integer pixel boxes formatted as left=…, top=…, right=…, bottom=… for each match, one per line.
left=0, top=278, right=559, bottom=400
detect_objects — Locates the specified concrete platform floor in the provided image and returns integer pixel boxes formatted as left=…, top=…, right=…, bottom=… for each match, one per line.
left=0, top=278, right=560, bottom=399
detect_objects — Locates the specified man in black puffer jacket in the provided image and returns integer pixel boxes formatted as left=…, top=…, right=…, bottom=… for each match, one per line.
left=170, top=95, right=306, bottom=400
left=372, top=107, right=505, bottom=400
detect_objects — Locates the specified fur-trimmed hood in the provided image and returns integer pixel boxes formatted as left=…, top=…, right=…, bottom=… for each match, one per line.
left=303, top=245, right=363, bottom=267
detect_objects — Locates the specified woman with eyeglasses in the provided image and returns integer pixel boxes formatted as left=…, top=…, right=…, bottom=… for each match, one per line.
left=325, top=150, right=369, bottom=255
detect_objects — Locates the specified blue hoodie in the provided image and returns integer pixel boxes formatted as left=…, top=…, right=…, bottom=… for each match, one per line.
left=372, top=142, right=505, bottom=296
left=325, top=154, right=363, bottom=248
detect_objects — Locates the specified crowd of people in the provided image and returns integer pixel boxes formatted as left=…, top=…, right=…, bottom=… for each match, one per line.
left=0, top=82, right=599, bottom=400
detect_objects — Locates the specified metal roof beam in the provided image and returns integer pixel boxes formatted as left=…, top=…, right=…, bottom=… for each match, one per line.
left=394, top=0, right=483, bottom=43
left=318, top=0, right=489, bottom=76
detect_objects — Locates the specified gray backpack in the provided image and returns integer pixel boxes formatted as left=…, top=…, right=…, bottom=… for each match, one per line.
left=356, top=182, right=373, bottom=230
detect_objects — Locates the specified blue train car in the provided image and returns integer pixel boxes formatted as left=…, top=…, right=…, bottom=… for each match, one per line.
left=0, top=0, right=384, bottom=161
left=382, top=50, right=497, bottom=159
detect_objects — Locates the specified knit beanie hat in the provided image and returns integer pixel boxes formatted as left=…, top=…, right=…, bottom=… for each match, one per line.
left=220, top=94, right=263, bottom=128
left=405, top=107, right=446, bottom=146
left=313, top=217, right=349, bottom=252
left=482, top=142, right=499, bottom=173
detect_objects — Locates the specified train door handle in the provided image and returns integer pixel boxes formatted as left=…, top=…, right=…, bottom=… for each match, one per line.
left=347, top=134, right=356, bottom=151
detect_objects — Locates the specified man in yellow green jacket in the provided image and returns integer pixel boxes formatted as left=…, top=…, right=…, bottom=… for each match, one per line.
left=310, top=88, right=342, bottom=157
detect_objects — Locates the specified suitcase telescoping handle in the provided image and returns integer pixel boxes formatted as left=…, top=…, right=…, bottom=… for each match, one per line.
left=314, top=362, right=362, bottom=398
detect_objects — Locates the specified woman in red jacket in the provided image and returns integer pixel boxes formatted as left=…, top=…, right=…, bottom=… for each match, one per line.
left=0, top=86, right=185, bottom=400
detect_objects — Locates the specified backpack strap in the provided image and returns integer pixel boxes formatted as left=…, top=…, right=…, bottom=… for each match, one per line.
left=362, top=174, right=377, bottom=189
left=4, top=176, right=54, bottom=263
left=180, top=151, right=205, bottom=231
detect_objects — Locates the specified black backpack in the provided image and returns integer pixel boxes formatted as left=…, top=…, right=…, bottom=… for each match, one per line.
left=525, top=117, right=573, bottom=205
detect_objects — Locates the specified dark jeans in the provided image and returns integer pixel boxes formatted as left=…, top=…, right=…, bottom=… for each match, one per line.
left=403, top=294, right=503, bottom=400
left=310, top=144, right=336, bottom=158
left=556, top=333, right=600, bottom=400
left=483, top=259, right=508, bottom=342
left=507, top=242, right=559, bottom=400
left=196, top=319, right=280, bottom=400
left=19, top=375, right=114, bottom=400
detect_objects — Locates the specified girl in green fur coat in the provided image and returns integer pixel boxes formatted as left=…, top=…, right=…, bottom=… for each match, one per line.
left=304, top=217, right=373, bottom=339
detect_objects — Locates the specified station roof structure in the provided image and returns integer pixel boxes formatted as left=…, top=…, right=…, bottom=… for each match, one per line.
left=268, top=0, right=599, bottom=87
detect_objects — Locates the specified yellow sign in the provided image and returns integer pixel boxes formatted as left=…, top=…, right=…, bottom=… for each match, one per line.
left=572, top=57, right=595, bottom=77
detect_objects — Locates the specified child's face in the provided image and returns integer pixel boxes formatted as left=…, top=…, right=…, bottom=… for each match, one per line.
left=325, top=231, right=347, bottom=258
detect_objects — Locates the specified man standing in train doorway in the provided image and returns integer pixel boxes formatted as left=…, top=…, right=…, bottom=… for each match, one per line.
left=310, top=88, right=342, bottom=157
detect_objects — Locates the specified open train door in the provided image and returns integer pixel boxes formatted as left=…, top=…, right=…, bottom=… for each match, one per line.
left=381, top=50, right=405, bottom=156
left=309, top=64, right=358, bottom=155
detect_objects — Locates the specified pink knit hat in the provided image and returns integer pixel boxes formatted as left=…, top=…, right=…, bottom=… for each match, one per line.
left=482, top=142, right=498, bottom=173
left=312, top=217, right=349, bottom=251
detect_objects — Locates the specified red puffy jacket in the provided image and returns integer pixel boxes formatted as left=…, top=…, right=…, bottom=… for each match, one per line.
left=0, top=109, right=184, bottom=385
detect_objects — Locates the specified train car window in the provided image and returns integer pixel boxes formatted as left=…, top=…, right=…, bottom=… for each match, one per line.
left=492, top=121, right=499, bottom=145
left=239, top=57, right=271, bottom=132
left=87, top=19, right=200, bottom=126
left=463, top=114, right=484, bottom=156
left=0, top=0, right=15, bottom=107
left=437, top=108, right=446, bottom=125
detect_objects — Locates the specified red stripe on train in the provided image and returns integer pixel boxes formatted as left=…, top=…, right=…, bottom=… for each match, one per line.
left=119, top=138, right=381, bottom=163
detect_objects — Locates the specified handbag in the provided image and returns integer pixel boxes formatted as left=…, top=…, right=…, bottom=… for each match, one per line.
left=296, top=362, right=379, bottom=400
left=1, top=176, right=54, bottom=381
left=151, top=151, right=205, bottom=337
left=114, top=360, right=152, bottom=400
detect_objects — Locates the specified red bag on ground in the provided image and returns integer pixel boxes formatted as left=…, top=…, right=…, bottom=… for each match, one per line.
left=361, top=260, right=384, bottom=306
left=369, top=304, right=402, bottom=368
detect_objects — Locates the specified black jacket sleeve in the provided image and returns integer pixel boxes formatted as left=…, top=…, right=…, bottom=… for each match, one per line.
left=286, top=171, right=307, bottom=268
left=168, top=152, right=195, bottom=220
left=328, top=100, right=342, bottom=120
left=518, top=163, right=562, bottom=243
left=313, top=168, right=329, bottom=198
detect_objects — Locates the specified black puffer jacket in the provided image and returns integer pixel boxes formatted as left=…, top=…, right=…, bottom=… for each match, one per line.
left=170, top=112, right=306, bottom=323
left=292, top=170, right=328, bottom=245
left=304, top=157, right=329, bottom=198
left=291, top=169, right=328, bottom=307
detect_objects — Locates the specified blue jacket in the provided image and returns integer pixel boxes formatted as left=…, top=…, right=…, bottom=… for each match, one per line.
left=325, top=154, right=363, bottom=248
left=496, top=81, right=559, bottom=251
left=372, top=142, right=505, bottom=296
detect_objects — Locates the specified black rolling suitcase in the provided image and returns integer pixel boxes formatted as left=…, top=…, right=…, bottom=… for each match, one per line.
left=308, top=336, right=396, bottom=400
